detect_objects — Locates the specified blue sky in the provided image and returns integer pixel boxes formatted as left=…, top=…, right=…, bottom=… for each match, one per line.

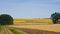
left=0, top=0, right=60, bottom=18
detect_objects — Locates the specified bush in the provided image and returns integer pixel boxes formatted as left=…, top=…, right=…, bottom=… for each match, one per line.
left=51, top=12, right=60, bottom=24
left=0, top=14, right=13, bottom=25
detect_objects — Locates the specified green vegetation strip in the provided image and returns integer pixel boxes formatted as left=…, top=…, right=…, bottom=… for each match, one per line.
left=0, top=26, right=2, bottom=31
left=10, top=28, right=27, bottom=34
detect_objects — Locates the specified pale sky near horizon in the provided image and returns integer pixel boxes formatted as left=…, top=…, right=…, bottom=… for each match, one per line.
left=0, top=0, right=60, bottom=18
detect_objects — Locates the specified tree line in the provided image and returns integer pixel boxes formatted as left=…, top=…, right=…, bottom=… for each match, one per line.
left=0, top=12, right=60, bottom=25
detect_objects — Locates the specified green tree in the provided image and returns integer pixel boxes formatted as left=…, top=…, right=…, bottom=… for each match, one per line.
left=0, top=14, right=13, bottom=25
left=51, top=12, right=60, bottom=24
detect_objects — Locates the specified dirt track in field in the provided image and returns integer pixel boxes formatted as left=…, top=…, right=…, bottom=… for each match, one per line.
left=13, top=27, right=60, bottom=34
left=6, top=28, right=14, bottom=34
left=0, top=30, right=4, bottom=34
left=0, top=26, right=14, bottom=34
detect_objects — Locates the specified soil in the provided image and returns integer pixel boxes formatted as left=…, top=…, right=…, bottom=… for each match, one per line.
left=13, top=27, right=60, bottom=34
left=0, top=30, right=4, bottom=34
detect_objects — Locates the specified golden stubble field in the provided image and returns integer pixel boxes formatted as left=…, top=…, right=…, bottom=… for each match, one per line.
left=11, top=24, right=60, bottom=32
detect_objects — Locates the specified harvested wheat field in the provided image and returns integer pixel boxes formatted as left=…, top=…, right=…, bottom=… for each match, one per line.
left=9, top=23, right=60, bottom=34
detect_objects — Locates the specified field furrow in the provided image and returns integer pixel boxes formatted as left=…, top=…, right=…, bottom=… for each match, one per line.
left=12, top=27, right=60, bottom=34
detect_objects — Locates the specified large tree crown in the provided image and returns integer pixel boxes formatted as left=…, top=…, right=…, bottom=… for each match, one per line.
left=0, top=14, right=13, bottom=25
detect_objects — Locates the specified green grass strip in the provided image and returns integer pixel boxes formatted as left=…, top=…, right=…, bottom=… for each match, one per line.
left=10, top=28, right=26, bottom=34
left=0, top=26, right=2, bottom=31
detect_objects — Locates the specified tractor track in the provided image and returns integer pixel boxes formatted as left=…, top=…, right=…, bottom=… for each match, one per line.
left=13, top=27, right=60, bottom=34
